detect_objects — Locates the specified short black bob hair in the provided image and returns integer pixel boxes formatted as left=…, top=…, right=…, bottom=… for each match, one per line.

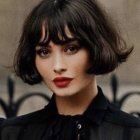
left=14, top=0, right=133, bottom=85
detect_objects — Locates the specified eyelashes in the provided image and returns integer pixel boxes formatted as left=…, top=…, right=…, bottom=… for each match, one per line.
left=64, top=45, right=81, bottom=54
left=35, top=44, right=82, bottom=59
left=36, top=47, right=50, bottom=58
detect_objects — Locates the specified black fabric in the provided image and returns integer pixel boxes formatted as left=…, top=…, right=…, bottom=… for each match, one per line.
left=0, top=86, right=140, bottom=140
left=0, top=118, right=4, bottom=125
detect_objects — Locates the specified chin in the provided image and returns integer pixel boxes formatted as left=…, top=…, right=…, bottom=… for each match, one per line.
left=52, top=87, right=77, bottom=97
left=54, top=91, right=74, bottom=97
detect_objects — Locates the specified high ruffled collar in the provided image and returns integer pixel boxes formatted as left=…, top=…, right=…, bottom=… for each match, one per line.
left=45, top=86, right=109, bottom=125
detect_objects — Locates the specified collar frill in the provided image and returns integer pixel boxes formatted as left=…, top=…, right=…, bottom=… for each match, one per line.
left=41, top=86, right=109, bottom=140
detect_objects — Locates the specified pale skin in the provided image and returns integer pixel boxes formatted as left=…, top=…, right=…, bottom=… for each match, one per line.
left=35, top=26, right=98, bottom=116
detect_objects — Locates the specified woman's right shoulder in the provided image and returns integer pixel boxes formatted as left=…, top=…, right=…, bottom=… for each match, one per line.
left=0, top=107, right=52, bottom=140
left=0, top=118, right=5, bottom=126
left=1, top=107, right=49, bottom=128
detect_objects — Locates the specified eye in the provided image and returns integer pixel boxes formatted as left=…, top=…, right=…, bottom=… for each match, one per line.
left=36, top=47, right=50, bottom=58
left=64, top=45, right=81, bottom=55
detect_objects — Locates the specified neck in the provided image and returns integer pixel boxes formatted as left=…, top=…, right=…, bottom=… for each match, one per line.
left=55, top=79, right=98, bottom=116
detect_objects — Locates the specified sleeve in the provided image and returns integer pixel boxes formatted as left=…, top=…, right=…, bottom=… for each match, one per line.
left=0, top=125, right=22, bottom=140
left=0, top=118, right=5, bottom=140
left=0, top=118, right=5, bottom=125
left=133, top=128, right=140, bottom=140
left=127, top=127, right=140, bottom=140
left=0, top=117, right=28, bottom=140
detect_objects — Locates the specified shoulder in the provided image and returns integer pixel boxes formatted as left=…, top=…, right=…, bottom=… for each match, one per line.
left=0, top=118, right=5, bottom=127
left=0, top=107, right=50, bottom=139
left=1, top=107, right=48, bottom=128
left=105, top=104, right=140, bottom=128
left=0, top=106, right=54, bottom=140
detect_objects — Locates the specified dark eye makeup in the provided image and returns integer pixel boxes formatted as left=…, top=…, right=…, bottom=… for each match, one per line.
left=64, top=44, right=81, bottom=54
left=35, top=46, right=50, bottom=58
left=35, top=40, right=83, bottom=58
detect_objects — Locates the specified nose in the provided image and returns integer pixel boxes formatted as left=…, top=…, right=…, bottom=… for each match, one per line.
left=53, top=54, right=67, bottom=74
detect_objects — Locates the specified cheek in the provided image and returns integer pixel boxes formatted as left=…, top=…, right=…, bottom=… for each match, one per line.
left=74, top=58, right=94, bottom=85
left=73, top=54, right=91, bottom=74
left=35, top=57, right=49, bottom=77
left=35, top=57, right=42, bottom=75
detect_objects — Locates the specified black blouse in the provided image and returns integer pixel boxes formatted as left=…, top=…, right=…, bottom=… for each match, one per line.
left=1, top=86, right=140, bottom=140
left=0, top=118, right=4, bottom=127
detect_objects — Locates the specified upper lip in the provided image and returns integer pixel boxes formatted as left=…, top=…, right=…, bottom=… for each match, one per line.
left=53, top=77, right=73, bottom=82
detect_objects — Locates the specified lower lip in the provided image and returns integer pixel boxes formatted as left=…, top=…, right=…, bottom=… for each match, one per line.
left=53, top=80, right=72, bottom=87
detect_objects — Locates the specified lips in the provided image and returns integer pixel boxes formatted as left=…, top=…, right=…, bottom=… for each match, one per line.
left=53, top=77, right=73, bottom=87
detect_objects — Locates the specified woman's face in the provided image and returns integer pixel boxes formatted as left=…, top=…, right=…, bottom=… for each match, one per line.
left=35, top=29, right=95, bottom=97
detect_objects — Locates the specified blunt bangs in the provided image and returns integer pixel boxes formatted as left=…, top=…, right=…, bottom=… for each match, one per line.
left=30, top=0, right=102, bottom=47
left=29, top=1, right=93, bottom=46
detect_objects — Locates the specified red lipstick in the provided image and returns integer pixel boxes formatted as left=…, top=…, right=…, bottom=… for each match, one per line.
left=53, top=77, right=73, bottom=87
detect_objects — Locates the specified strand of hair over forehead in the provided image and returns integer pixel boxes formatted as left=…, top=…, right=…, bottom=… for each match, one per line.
left=53, top=0, right=66, bottom=5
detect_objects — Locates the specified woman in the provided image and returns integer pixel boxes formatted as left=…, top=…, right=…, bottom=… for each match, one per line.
left=1, top=0, right=140, bottom=139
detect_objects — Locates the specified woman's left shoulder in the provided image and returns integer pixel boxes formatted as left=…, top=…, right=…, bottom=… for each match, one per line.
left=106, top=104, right=140, bottom=128
left=104, top=104, right=140, bottom=139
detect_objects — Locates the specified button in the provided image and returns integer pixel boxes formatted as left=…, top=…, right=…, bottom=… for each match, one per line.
left=77, top=123, right=82, bottom=130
